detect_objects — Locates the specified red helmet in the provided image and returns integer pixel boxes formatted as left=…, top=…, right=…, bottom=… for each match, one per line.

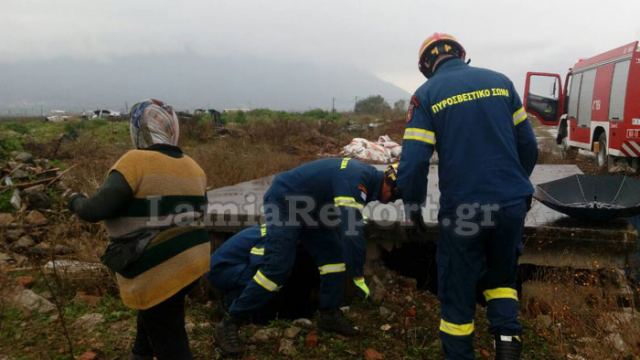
left=418, top=33, right=466, bottom=78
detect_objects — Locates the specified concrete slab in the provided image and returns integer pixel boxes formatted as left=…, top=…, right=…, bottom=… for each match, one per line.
left=206, top=164, right=635, bottom=242
left=206, top=164, right=638, bottom=269
left=208, top=165, right=627, bottom=231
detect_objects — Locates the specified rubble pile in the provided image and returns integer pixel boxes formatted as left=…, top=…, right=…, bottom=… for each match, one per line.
left=0, top=151, right=71, bottom=267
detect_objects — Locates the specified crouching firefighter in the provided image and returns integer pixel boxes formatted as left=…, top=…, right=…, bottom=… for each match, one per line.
left=207, top=224, right=321, bottom=322
left=214, top=158, right=400, bottom=356
left=398, top=33, right=538, bottom=360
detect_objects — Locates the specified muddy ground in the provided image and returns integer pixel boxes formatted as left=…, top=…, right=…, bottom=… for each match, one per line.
left=0, top=115, right=639, bottom=359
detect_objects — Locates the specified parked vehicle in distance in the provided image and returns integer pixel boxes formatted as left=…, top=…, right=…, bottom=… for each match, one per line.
left=524, top=41, right=640, bottom=171
left=91, top=109, right=121, bottom=119
left=45, top=110, right=71, bottom=122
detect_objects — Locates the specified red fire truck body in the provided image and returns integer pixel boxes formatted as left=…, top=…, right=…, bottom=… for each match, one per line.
left=524, top=41, right=640, bottom=169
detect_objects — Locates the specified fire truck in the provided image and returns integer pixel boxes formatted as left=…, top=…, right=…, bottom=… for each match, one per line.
left=523, top=41, right=640, bottom=171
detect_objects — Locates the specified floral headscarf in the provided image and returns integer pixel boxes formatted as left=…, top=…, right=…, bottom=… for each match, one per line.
left=129, top=99, right=179, bottom=149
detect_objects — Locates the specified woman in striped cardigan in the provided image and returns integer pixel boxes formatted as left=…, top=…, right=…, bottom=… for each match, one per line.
left=69, top=99, right=209, bottom=360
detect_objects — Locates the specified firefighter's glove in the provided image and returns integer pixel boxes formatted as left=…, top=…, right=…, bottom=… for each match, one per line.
left=353, top=277, right=370, bottom=300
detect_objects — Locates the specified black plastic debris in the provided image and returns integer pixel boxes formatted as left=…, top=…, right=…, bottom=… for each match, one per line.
left=534, top=174, right=640, bottom=221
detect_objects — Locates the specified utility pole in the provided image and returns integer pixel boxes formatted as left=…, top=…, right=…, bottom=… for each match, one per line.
left=331, top=97, right=336, bottom=113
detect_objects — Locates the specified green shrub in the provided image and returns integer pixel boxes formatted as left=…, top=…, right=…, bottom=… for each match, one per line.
left=0, top=136, right=23, bottom=158
left=233, top=111, right=247, bottom=124
left=354, top=95, right=391, bottom=115
left=0, top=190, right=14, bottom=212
left=303, top=109, right=330, bottom=119
left=4, top=123, right=30, bottom=135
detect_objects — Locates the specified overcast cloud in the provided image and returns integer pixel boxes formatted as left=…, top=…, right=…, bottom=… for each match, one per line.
left=1, top=0, right=639, bottom=96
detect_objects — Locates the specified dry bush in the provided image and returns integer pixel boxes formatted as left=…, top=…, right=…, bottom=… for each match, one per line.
left=186, top=117, right=392, bottom=189
left=522, top=268, right=640, bottom=358
left=189, top=138, right=307, bottom=189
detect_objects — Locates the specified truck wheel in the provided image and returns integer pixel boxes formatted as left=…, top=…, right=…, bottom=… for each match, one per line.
left=596, top=133, right=608, bottom=169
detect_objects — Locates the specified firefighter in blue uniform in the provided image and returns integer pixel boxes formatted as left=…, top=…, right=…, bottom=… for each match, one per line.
left=208, top=223, right=367, bottom=321
left=397, top=33, right=538, bottom=360
left=215, top=158, right=399, bottom=355
left=207, top=225, right=271, bottom=313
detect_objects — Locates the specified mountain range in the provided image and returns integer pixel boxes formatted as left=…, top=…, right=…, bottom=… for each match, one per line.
left=0, top=53, right=409, bottom=114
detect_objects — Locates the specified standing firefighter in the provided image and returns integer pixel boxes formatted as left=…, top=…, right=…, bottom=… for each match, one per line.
left=398, top=33, right=538, bottom=360
left=68, top=99, right=209, bottom=360
left=215, top=158, right=399, bottom=355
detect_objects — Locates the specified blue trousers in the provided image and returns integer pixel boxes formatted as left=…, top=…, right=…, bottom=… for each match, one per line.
left=229, top=193, right=347, bottom=318
left=437, top=200, right=525, bottom=360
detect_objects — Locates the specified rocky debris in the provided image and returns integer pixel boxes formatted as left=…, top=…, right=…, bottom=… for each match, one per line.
left=525, top=296, right=553, bottom=316
left=1, top=153, right=69, bottom=215
left=597, top=311, right=637, bottom=333
left=73, top=291, right=102, bottom=306
left=15, top=275, right=36, bottom=288
left=23, top=184, right=45, bottom=194
left=25, top=191, right=52, bottom=210
left=11, top=286, right=56, bottom=313
left=0, top=252, right=13, bottom=265
left=76, top=351, right=99, bottom=360
left=0, top=212, right=15, bottom=226
left=12, top=168, right=29, bottom=180
left=5, top=228, right=24, bottom=242
left=479, top=348, right=491, bottom=359
left=364, top=348, right=384, bottom=360
left=33, top=158, right=48, bottom=168
left=604, top=333, right=629, bottom=353
left=30, top=242, right=74, bottom=256
left=379, top=306, right=391, bottom=319
left=12, top=152, right=34, bottom=164
left=283, top=326, right=301, bottom=339
left=73, top=313, right=105, bottom=331
left=43, top=260, right=108, bottom=281
left=534, top=314, right=553, bottom=329
left=24, top=210, right=48, bottom=226
left=292, top=318, right=313, bottom=328
left=249, top=328, right=281, bottom=343
left=11, top=235, right=35, bottom=251
left=10, top=190, right=21, bottom=209
left=185, top=321, right=196, bottom=333
left=400, top=277, right=418, bottom=290
left=304, top=331, right=318, bottom=348
left=278, top=338, right=297, bottom=356
left=566, top=354, right=587, bottom=360
left=369, top=275, right=386, bottom=304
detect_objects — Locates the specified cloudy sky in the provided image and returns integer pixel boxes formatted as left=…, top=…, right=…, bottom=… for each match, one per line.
left=1, top=0, right=639, bottom=96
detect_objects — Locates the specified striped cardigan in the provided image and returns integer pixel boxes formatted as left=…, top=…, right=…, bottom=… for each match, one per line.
left=107, top=148, right=210, bottom=309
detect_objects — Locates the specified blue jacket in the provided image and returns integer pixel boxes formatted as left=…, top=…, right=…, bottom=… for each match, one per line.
left=266, top=158, right=384, bottom=276
left=208, top=225, right=267, bottom=290
left=398, top=58, right=538, bottom=215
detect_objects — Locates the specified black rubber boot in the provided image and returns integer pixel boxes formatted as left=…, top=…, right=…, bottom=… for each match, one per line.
left=495, top=335, right=522, bottom=360
left=317, top=309, right=359, bottom=337
left=214, top=316, right=245, bottom=356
